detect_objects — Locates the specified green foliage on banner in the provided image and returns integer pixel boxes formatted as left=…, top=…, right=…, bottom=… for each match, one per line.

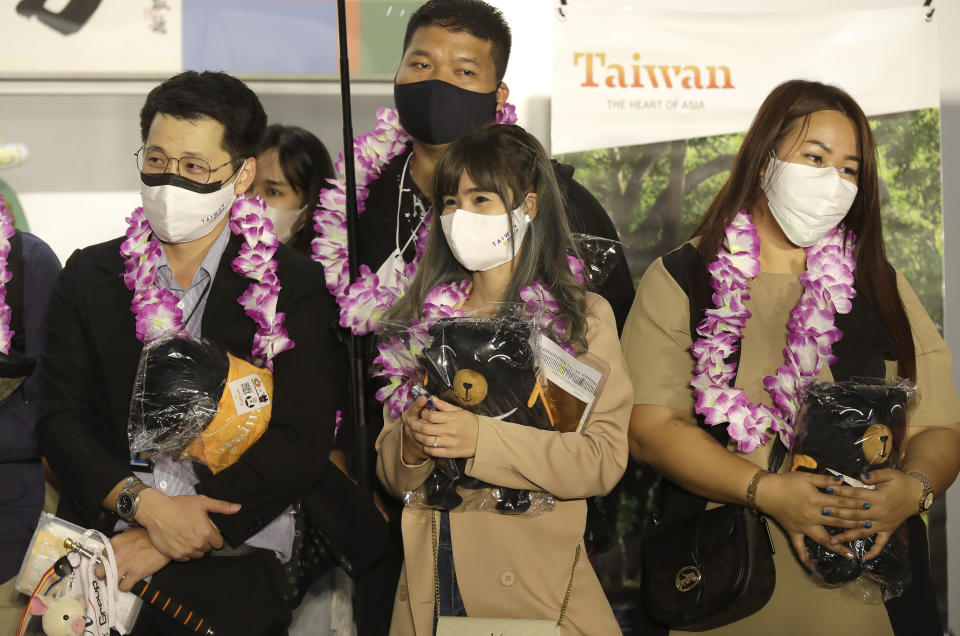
left=872, top=109, right=943, bottom=330
left=557, top=108, right=944, bottom=330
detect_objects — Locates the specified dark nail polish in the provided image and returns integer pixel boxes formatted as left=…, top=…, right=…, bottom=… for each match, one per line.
left=826, top=487, right=835, bottom=494
left=834, top=474, right=844, bottom=481
left=862, top=557, right=871, bottom=563
left=862, top=471, right=871, bottom=480
left=821, top=508, right=831, bottom=516
left=863, top=521, right=873, bottom=529
left=862, top=503, right=871, bottom=510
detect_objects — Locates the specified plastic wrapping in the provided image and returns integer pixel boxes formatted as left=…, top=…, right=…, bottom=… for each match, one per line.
left=405, top=316, right=556, bottom=515
left=571, top=233, right=625, bottom=289
left=128, top=337, right=273, bottom=474
left=17, top=513, right=142, bottom=633
left=790, top=378, right=918, bottom=602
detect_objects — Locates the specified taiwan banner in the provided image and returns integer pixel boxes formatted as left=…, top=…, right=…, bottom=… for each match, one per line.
left=552, top=6, right=946, bottom=633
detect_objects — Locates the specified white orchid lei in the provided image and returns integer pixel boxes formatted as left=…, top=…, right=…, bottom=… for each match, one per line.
left=690, top=210, right=857, bottom=452
left=0, top=195, right=15, bottom=355
left=310, top=104, right=518, bottom=337
left=120, top=196, right=294, bottom=370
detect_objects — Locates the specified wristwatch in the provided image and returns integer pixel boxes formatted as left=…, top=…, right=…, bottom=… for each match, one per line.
left=116, top=476, right=150, bottom=522
left=907, top=471, right=934, bottom=512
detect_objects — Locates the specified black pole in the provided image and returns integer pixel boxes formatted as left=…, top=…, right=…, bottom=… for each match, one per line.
left=335, top=0, right=370, bottom=495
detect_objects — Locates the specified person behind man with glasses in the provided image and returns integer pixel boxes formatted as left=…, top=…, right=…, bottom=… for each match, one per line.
left=39, top=71, right=341, bottom=635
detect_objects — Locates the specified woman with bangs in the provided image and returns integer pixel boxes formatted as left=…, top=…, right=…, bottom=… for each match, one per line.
left=623, top=79, right=960, bottom=635
left=375, top=124, right=630, bottom=635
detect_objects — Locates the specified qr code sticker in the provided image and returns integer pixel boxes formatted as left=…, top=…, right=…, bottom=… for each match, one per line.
left=228, top=374, right=271, bottom=415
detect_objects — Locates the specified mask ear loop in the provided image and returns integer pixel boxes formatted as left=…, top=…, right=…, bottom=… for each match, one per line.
left=509, top=193, right=532, bottom=261
left=230, top=159, right=248, bottom=189
left=515, top=191, right=532, bottom=223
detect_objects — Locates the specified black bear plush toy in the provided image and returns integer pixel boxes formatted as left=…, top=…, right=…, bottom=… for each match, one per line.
left=414, top=317, right=554, bottom=513
left=790, top=379, right=915, bottom=596
left=129, top=338, right=228, bottom=455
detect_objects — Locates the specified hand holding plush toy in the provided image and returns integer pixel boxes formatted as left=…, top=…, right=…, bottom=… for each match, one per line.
left=411, top=317, right=556, bottom=514
left=790, top=379, right=916, bottom=600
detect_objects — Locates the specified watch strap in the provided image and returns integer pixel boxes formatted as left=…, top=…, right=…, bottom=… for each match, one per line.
left=117, top=476, right=148, bottom=521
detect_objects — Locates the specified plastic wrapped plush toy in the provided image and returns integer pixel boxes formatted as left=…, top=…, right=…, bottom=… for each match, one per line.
left=403, top=316, right=559, bottom=515
left=128, top=337, right=273, bottom=473
left=790, top=378, right=917, bottom=602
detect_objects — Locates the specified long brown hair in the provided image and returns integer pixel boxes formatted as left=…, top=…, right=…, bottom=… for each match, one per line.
left=691, top=80, right=915, bottom=379
left=384, top=124, right=589, bottom=350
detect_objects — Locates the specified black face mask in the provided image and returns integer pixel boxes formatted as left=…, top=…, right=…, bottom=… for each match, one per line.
left=394, top=79, right=498, bottom=145
left=140, top=171, right=224, bottom=194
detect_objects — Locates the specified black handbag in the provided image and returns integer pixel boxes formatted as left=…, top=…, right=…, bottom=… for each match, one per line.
left=641, top=504, right=776, bottom=631
left=280, top=462, right=391, bottom=608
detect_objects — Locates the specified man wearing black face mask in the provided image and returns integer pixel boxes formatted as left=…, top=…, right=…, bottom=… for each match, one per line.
left=332, top=2, right=635, bottom=634
left=378, top=0, right=634, bottom=324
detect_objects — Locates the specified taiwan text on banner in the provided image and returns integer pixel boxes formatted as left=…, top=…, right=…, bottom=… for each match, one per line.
left=552, top=6, right=939, bottom=154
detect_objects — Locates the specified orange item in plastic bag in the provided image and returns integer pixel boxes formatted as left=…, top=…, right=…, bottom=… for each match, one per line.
left=181, top=353, right=273, bottom=474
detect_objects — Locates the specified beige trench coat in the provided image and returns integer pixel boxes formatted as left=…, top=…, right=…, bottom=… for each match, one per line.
left=376, top=294, right=632, bottom=635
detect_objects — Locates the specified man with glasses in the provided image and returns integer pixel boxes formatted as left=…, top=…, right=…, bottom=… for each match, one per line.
left=39, top=71, right=340, bottom=634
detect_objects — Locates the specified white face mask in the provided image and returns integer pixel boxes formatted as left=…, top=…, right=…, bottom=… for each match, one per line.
left=140, top=161, right=245, bottom=243
left=440, top=196, right=531, bottom=272
left=263, top=203, right=307, bottom=244
left=761, top=155, right=858, bottom=247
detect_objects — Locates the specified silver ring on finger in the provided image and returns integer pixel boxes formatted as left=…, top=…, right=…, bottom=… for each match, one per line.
left=432, top=435, right=439, bottom=448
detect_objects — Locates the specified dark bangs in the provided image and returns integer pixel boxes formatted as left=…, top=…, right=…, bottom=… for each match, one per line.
left=433, top=129, right=533, bottom=211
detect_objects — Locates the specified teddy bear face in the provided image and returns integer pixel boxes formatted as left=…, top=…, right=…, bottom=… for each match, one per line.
left=420, top=317, right=549, bottom=428
left=860, top=423, right=894, bottom=465
left=452, top=368, right=488, bottom=407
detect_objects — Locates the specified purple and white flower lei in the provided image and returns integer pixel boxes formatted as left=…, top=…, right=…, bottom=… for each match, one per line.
left=120, top=196, right=294, bottom=370
left=690, top=210, right=857, bottom=452
left=372, top=276, right=573, bottom=420
left=0, top=195, right=15, bottom=354
left=310, top=103, right=518, bottom=336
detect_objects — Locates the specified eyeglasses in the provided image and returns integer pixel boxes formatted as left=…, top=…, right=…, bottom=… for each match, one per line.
left=135, top=146, right=241, bottom=184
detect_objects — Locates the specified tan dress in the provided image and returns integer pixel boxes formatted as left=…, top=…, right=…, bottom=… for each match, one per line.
left=377, top=293, right=633, bottom=636
left=621, top=255, right=960, bottom=636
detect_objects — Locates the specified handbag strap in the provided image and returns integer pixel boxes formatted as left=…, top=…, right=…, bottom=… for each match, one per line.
left=431, top=511, right=582, bottom=626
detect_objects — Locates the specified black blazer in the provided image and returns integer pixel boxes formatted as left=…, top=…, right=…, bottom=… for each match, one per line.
left=39, top=232, right=343, bottom=546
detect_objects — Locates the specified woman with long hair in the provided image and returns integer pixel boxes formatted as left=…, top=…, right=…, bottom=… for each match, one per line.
left=252, top=123, right=335, bottom=255
left=375, top=124, right=630, bottom=635
left=623, top=79, right=960, bottom=635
